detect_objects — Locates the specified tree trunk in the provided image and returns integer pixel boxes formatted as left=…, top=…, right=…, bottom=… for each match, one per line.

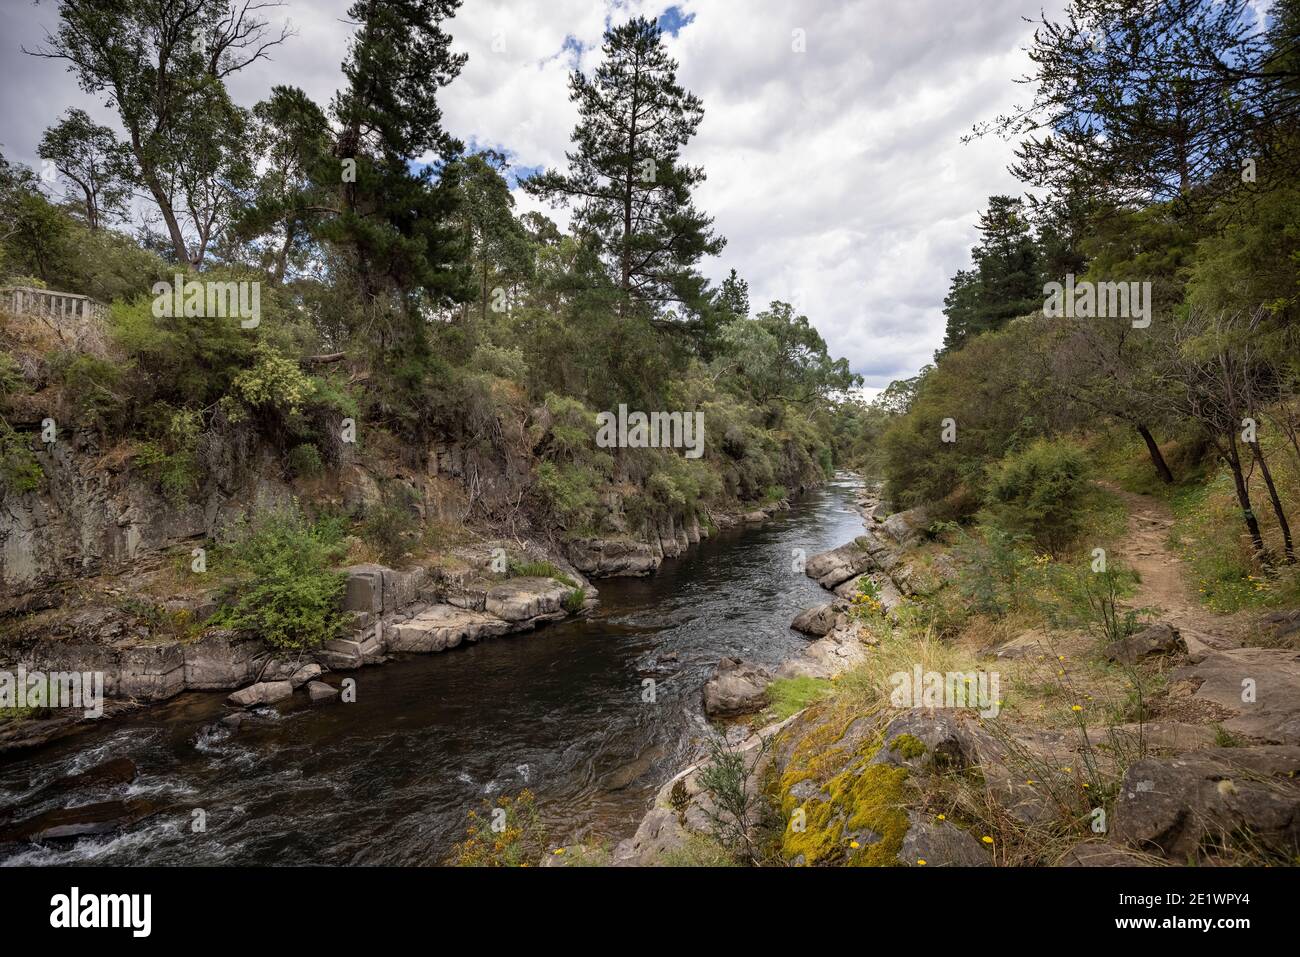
left=1136, top=423, right=1174, bottom=483
left=1247, top=439, right=1295, bottom=563
left=126, top=126, right=190, bottom=263
left=1225, top=436, right=1268, bottom=563
left=273, top=222, right=295, bottom=283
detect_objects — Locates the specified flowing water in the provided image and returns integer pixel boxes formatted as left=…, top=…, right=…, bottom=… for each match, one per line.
left=0, top=474, right=865, bottom=865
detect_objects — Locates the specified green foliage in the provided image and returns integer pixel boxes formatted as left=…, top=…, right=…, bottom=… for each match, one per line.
left=360, top=489, right=420, bottom=566
left=523, top=15, right=723, bottom=316
left=506, top=558, right=576, bottom=587
left=981, top=438, right=1090, bottom=554
left=1169, top=476, right=1276, bottom=612
left=226, top=342, right=318, bottom=420
left=1044, top=563, right=1144, bottom=644
left=941, top=196, right=1041, bottom=352
left=0, top=352, right=26, bottom=399
left=535, top=460, right=603, bottom=532
left=881, top=326, right=1053, bottom=513
left=563, top=588, right=586, bottom=613
left=213, top=508, right=347, bottom=653
left=696, top=729, right=773, bottom=864
left=765, top=676, right=833, bottom=721
left=286, top=442, right=323, bottom=478
left=0, top=421, right=42, bottom=495
left=133, top=406, right=202, bottom=505
left=943, top=522, right=1036, bottom=619
left=48, top=351, right=127, bottom=429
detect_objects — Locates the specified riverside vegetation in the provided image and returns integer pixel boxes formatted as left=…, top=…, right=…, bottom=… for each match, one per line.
left=0, top=6, right=860, bottom=734
left=546, top=0, right=1300, bottom=868
left=2, top=0, right=1300, bottom=868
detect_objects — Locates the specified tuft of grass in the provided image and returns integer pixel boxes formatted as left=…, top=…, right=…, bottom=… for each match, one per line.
left=762, top=676, right=833, bottom=722
left=507, top=558, right=576, bottom=588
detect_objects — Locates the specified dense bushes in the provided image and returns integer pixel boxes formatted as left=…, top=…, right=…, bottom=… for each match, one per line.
left=212, top=509, right=347, bottom=653
left=880, top=326, right=1055, bottom=512
left=981, top=439, right=1090, bottom=554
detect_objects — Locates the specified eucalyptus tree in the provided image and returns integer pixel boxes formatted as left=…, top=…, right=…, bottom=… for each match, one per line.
left=32, top=0, right=291, bottom=264
left=37, top=108, right=133, bottom=231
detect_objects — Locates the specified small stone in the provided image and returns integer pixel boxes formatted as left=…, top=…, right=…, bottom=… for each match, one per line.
left=289, top=663, right=322, bottom=689
left=227, top=680, right=294, bottom=708
left=307, top=681, right=339, bottom=703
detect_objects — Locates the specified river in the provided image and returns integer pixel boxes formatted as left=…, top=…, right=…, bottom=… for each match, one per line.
left=0, top=473, right=865, bottom=865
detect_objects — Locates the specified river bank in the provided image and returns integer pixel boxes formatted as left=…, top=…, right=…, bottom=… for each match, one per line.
left=609, top=481, right=1300, bottom=868
left=0, top=476, right=868, bottom=862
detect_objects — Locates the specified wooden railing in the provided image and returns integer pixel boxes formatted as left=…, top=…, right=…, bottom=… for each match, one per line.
left=0, top=285, right=109, bottom=350
left=1, top=286, right=109, bottom=323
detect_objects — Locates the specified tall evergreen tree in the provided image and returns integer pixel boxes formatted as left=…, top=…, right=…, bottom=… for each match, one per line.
left=941, top=196, right=1040, bottom=352
left=237, top=86, right=332, bottom=283
left=453, top=151, right=534, bottom=325
left=524, top=16, right=724, bottom=321
left=977, top=0, right=1300, bottom=212
left=322, top=0, right=470, bottom=323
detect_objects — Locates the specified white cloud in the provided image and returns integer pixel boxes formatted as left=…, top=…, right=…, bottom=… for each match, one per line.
left=0, top=0, right=1060, bottom=385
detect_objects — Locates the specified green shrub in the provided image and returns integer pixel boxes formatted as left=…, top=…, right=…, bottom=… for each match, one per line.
left=212, top=508, right=347, bottom=653
left=982, top=438, right=1090, bottom=554
left=945, top=522, right=1034, bottom=618
left=563, top=587, right=586, bottom=613
left=535, top=460, right=602, bottom=531
left=0, top=421, right=42, bottom=494
left=0, top=351, right=26, bottom=399
left=287, top=442, right=324, bottom=478
left=361, top=493, right=420, bottom=566
left=49, top=352, right=128, bottom=430
left=133, top=406, right=203, bottom=505
left=1044, top=562, right=1145, bottom=644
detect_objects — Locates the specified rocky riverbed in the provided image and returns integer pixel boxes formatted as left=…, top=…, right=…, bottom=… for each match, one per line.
left=0, top=477, right=863, bottom=863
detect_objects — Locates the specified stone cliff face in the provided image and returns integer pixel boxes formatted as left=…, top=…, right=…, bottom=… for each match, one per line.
left=0, top=426, right=498, bottom=601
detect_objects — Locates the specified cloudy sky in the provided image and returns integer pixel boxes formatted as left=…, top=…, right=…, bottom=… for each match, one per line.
left=0, top=0, right=1063, bottom=392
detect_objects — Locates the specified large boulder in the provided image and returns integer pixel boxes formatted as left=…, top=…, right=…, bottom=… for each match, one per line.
left=879, top=506, right=931, bottom=547
left=899, top=811, right=991, bottom=867
left=388, top=604, right=511, bottom=653
left=306, top=680, right=339, bottom=703
left=289, top=663, right=322, bottom=689
left=566, top=539, right=662, bottom=578
left=703, top=657, right=772, bottom=718
left=227, top=680, right=293, bottom=708
left=776, top=627, right=869, bottom=680
left=804, top=539, right=875, bottom=589
left=1113, top=746, right=1300, bottom=861
left=1106, top=622, right=1185, bottom=665
left=1169, top=646, right=1300, bottom=743
left=791, top=603, right=841, bottom=637
left=485, top=577, right=572, bottom=623
left=342, top=564, right=385, bottom=614
left=182, top=631, right=267, bottom=689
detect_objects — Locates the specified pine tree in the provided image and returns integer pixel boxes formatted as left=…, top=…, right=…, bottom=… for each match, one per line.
left=524, top=16, right=724, bottom=320
left=323, top=0, right=470, bottom=323
left=940, top=196, right=1041, bottom=352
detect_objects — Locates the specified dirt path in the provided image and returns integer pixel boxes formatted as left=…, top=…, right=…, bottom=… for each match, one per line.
left=1101, top=484, right=1242, bottom=651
